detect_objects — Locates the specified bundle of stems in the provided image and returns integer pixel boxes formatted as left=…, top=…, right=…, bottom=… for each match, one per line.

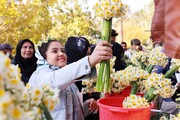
left=40, top=102, right=53, bottom=120
left=144, top=65, right=180, bottom=102
left=96, top=18, right=112, bottom=93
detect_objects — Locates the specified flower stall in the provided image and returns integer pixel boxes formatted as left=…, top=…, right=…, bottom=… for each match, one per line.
left=81, top=10, right=180, bottom=117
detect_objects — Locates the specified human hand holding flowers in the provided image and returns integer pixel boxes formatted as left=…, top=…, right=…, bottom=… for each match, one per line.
left=89, top=41, right=112, bottom=67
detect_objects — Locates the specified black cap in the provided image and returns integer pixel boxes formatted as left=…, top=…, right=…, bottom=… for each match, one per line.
left=111, top=29, right=118, bottom=37
left=0, top=43, right=14, bottom=50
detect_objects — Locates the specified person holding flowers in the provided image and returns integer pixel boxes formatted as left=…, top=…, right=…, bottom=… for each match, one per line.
left=28, top=39, right=112, bottom=120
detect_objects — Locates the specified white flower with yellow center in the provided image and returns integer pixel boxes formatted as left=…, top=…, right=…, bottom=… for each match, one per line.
left=0, top=93, right=13, bottom=113
left=123, top=95, right=149, bottom=108
left=82, top=78, right=97, bottom=94
left=30, top=87, right=44, bottom=98
left=0, top=52, right=10, bottom=76
left=93, top=0, right=127, bottom=20
left=131, top=51, right=149, bottom=67
left=0, top=89, right=5, bottom=98
left=25, top=107, right=42, bottom=120
left=43, top=97, right=55, bottom=112
left=0, top=51, right=57, bottom=119
left=148, top=48, right=168, bottom=67
left=144, top=73, right=175, bottom=98
left=8, top=106, right=25, bottom=120
left=30, top=96, right=42, bottom=106
left=110, top=70, right=130, bottom=93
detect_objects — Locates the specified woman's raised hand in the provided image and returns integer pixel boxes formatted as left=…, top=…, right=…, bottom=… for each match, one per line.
left=88, top=41, right=112, bottom=67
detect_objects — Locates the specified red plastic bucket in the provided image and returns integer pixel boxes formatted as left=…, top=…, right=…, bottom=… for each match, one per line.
left=105, top=87, right=131, bottom=98
left=105, top=86, right=144, bottom=98
left=97, top=97, right=153, bottom=120
left=121, top=86, right=131, bottom=94
left=105, top=93, right=129, bottom=98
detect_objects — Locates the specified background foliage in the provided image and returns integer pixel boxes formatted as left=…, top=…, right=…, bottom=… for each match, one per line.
left=0, top=0, right=154, bottom=50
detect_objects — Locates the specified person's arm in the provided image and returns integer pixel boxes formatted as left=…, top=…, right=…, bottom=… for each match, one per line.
left=53, top=40, right=112, bottom=88
left=29, top=41, right=112, bottom=89
left=53, top=56, right=91, bottom=89
left=29, top=56, right=91, bottom=89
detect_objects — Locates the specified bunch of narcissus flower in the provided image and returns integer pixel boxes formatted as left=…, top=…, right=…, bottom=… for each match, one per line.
left=148, top=47, right=168, bottom=68
left=82, top=78, right=97, bottom=94
left=159, top=114, right=179, bottom=120
left=110, top=70, right=130, bottom=93
left=121, top=65, right=149, bottom=83
left=122, top=95, right=149, bottom=108
left=93, top=0, right=127, bottom=20
left=25, top=84, right=59, bottom=112
left=143, top=73, right=175, bottom=102
left=104, top=65, right=149, bottom=94
left=131, top=51, right=149, bottom=69
left=129, top=47, right=169, bottom=73
left=119, top=65, right=149, bottom=94
left=0, top=52, right=58, bottom=120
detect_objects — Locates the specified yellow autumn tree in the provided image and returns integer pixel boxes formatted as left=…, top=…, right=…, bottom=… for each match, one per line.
left=0, top=0, right=99, bottom=47
left=115, top=2, right=154, bottom=47
left=49, top=0, right=99, bottom=44
left=0, top=0, right=56, bottom=47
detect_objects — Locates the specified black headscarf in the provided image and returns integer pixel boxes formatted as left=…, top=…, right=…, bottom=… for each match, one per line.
left=65, top=37, right=90, bottom=91
left=65, top=37, right=90, bottom=64
left=12, top=39, right=37, bottom=85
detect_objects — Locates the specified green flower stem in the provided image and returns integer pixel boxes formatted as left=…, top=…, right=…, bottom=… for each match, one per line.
left=147, top=64, right=155, bottom=74
left=164, top=65, right=179, bottom=78
left=130, top=82, right=138, bottom=95
left=103, top=60, right=110, bottom=92
left=101, top=18, right=112, bottom=42
left=143, top=87, right=157, bottom=102
left=139, top=62, right=146, bottom=70
left=96, top=18, right=112, bottom=93
left=39, top=103, right=53, bottom=120
left=96, top=62, right=105, bottom=91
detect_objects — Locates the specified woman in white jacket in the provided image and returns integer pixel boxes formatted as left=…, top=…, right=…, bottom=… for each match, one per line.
left=28, top=39, right=112, bottom=120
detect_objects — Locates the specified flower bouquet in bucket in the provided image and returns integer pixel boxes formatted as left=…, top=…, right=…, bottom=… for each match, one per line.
left=96, top=56, right=178, bottom=119
left=123, top=47, right=179, bottom=101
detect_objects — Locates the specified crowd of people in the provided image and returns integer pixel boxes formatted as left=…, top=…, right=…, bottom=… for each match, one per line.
left=0, top=36, right=112, bottom=120
left=0, top=28, right=179, bottom=120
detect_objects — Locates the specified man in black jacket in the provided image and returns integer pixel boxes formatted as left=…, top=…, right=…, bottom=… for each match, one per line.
left=111, top=29, right=126, bottom=71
